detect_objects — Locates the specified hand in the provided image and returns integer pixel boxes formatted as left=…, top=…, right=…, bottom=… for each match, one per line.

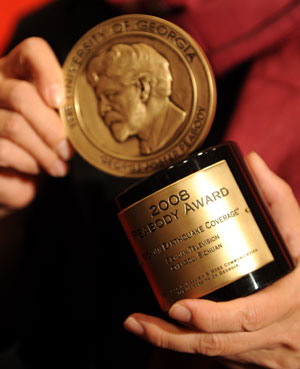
left=124, top=152, right=300, bottom=369
left=0, top=37, right=73, bottom=218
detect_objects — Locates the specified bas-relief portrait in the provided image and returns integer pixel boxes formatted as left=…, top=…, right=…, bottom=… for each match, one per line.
left=87, top=43, right=186, bottom=155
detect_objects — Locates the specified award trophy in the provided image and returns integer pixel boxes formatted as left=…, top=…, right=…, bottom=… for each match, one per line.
left=60, top=15, right=293, bottom=311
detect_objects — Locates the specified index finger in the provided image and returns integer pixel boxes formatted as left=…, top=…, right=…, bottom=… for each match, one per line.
left=0, top=37, right=65, bottom=108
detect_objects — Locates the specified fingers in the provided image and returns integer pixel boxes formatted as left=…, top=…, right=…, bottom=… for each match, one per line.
left=168, top=267, right=300, bottom=333
left=0, top=138, right=39, bottom=175
left=0, top=37, right=65, bottom=108
left=0, top=170, right=37, bottom=209
left=0, top=37, right=72, bottom=216
left=0, top=40, right=74, bottom=178
left=245, top=152, right=300, bottom=260
left=165, top=152, right=300, bottom=335
left=0, top=78, right=67, bottom=151
left=123, top=313, right=275, bottom=356
left=245, top=152, right=298, bottom=218
left=124, top=152, right=300, bottom=362
left=0, top=109, right=68, bottom=177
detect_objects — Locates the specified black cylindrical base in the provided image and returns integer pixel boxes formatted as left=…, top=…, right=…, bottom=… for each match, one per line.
left=116, top=142, right=294, bottom=308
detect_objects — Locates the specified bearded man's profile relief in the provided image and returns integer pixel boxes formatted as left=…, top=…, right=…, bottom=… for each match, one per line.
left=87, top=43, right=186, bottom=155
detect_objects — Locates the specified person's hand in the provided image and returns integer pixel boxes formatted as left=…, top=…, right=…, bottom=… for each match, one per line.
left=0, top=37, right=73, bottom=218
left=124, top=152, right=300, bottom=369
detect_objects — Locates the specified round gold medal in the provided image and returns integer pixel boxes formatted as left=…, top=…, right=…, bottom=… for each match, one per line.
left=59, top=14, right=216, bottom=177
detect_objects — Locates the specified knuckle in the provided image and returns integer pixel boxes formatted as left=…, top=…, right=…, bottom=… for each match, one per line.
left=197, top=313, right=218, bottom=332
left=203, top=311, right=221, bottom=332
left=150, top=330, right=172, bottom=350
left=0, top=178, right=36, bottom=210
left=195, top=334, right=228, bottom=356
left=1, top=113, right=23, bottom=139
left=277, top=178, right=294, bottom=198
left=279, top=322, right=300, bottom=351
left=12, top=187, right=35, bottom=209
left=240, top=305, right=262, bottom=332
left=0, top=141, right=8, bottom=166
left=7, top=80, right=34, bottom=110
left=20, top=37, right=49, bottom=54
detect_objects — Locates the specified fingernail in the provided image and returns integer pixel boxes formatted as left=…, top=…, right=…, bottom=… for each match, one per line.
left=123, top=317, right=144, bottom=336
left=55, top=139, right=73, bottom=161
left=45, top=83, right=65, bottom=108
left=169, top=303, right=191, bottom=323
left=51, top=159, right=68, bottom=177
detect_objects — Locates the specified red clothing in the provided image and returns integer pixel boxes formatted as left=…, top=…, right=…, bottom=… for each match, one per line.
left=111, top=0, right=300, bottom=202
left=169, top=0, right=300, bottom=202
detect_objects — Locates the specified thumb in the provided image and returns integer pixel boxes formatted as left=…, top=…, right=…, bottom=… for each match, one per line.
left=245, top=152, right=300, bottom=260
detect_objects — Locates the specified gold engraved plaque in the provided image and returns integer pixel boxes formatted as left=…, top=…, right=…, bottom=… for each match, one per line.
left=59, top=14, right=216, bottom=177
left=118, top=160, right=275, bottom=311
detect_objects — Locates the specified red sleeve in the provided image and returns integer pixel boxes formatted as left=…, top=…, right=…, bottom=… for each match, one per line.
left=108, top=0, right=300, bottom=201
left=167, top=0, right=300, bottom=75
left=167, top=0, right=300, bottom=202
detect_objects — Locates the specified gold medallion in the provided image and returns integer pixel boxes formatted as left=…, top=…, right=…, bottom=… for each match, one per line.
left=60, top=14, right=216, bottom=177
